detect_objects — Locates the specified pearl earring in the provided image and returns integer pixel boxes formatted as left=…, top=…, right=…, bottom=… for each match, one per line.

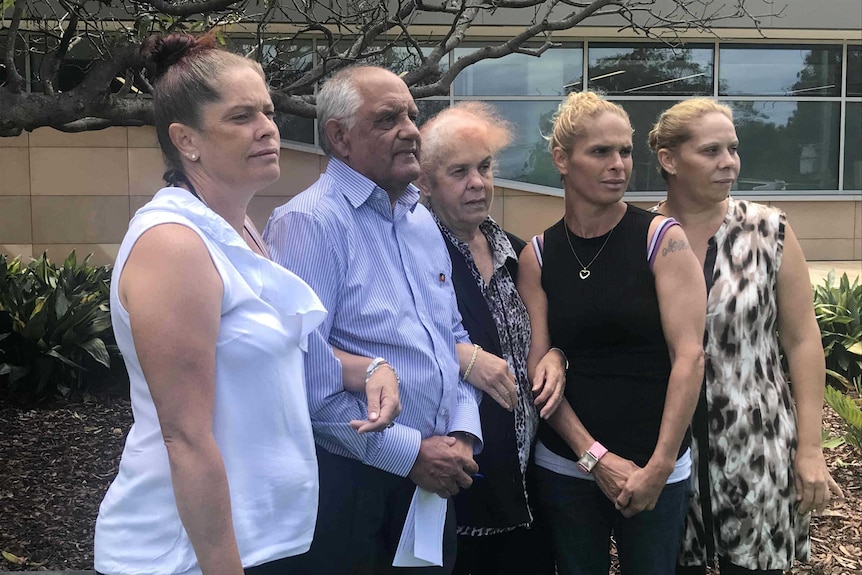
left=188, top=153, right=198, bottom=161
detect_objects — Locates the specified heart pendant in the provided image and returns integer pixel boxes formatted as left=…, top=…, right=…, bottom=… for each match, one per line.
left=579, top=269, right=590, bottom=280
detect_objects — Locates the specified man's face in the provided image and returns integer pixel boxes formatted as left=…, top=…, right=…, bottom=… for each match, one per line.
left=339, top=70, right=421, bottom=196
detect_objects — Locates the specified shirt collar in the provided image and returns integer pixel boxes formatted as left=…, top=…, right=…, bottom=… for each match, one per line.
left=326, top=157, right=420, bottom=214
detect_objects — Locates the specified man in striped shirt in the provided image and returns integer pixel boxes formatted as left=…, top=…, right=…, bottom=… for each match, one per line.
left=264, top=66, right=484, bottom=574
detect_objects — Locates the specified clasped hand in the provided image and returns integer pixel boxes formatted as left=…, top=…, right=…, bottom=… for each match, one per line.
left=408, top=435, right=479, bottom=499
left=594, top=453, right=668, bottom=518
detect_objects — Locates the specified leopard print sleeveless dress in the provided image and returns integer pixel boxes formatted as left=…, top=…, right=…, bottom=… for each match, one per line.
left=679, top=198, right=809, bottom=570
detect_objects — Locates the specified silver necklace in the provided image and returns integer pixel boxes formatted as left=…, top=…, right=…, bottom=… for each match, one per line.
left=564, top=222, right=615, bottom=280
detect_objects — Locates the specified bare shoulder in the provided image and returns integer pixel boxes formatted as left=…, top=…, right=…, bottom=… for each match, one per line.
left=655, top=222, right=691, bottom=260
left=121, top=223, right=222, bottom=309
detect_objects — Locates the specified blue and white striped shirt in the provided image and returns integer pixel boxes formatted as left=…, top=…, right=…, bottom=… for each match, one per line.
left=264, top=158, right=483, bottom=478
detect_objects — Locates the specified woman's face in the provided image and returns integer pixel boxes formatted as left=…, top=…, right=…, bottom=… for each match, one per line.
left=552, top=112, right=633, bottom=207
left=187, top=65, right=281, bottom=195
left=662, top=112, right=740, bottom=204
left=423, top=130, right=494, bottom=237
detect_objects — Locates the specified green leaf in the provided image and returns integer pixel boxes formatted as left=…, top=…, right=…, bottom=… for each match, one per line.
left=45, top=348, right=84, bottom=370
left=821, top=434, right=846, bottom=449
left=79, top=337, right=110, bottom=368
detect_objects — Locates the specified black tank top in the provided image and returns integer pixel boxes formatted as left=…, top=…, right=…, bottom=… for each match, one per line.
left=538, top=203, right=690, bottom=467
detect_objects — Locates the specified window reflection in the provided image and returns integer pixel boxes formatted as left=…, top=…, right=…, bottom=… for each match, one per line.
left=0, top=33, right=27, bottom=89
left=454, top=47, right=583, bottom=96
left=730, top=101, right=840, bottom=190
left=464, top=101, right=559, bottom=187
left=719, top=45, right=842, bottom=97
left=589, top=44, right=713, bottom=96
left=416, top=100, right=449, bottom=127
left=613, top=100, right=681, bottom=192
left=845, top=102, right=861, bottom=190
left=847, top=46, right=861, bottom=97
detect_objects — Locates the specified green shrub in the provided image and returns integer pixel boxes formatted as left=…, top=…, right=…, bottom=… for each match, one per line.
left=0, top=251, right=116, bottom=405
left=813, top=271, right=862, bottom=394
left=824, top=385, right=862, bottom=451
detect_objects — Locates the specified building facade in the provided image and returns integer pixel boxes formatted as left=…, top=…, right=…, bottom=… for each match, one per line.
left=1, top=0, right=860, bottom=264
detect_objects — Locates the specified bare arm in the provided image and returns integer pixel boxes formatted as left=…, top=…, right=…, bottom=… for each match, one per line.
left=518, top=240, right=639, bottom=498
left=516, top=241, right=567, bottom=419
left=332, top=348, right=402, bottom=434
left=120, top=224, right=242, bottom=575
left=615, top=223, right=705, bottom=517
left=777, top=223, right=843, bottom=513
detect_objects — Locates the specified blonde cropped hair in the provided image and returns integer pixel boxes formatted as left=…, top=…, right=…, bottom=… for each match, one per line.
left=648, top=98, right=733, bottom=153
left=420, top=102, right=513, bottom=174
left=647, top=98, right=734, bottom=180
left=548, top=91, right=630, bottom=155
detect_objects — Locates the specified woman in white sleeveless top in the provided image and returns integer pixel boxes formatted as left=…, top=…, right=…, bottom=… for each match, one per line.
left=94, top=33, right=395, bottom=575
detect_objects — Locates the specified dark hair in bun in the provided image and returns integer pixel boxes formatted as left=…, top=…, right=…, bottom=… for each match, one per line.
left=141, top=33, right=217, bottom=84
left=140, top=33, right=264, bottom=180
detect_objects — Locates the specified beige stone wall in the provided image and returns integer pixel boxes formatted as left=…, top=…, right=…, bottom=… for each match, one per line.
left=1, top=129, right=860, bottom=265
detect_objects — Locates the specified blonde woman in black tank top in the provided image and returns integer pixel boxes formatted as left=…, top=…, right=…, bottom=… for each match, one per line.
left=516, top=91, right=707, bottom=575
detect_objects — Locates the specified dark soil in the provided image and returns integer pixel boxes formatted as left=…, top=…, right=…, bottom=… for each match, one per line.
left=0, top=394, right=859, bottom=573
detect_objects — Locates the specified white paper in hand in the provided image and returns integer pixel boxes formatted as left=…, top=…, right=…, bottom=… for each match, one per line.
left=392, top=487, right=448, bottom=567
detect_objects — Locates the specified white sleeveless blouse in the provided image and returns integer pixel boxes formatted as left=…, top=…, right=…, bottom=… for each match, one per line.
left=95, top=187, right=326, bottom=574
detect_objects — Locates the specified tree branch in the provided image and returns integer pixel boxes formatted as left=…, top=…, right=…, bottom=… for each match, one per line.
left=3, top=0, right=28, bottom=93
left=138, top=0, right=244, bottom=17
left=43, top=8, right=79, bottom=96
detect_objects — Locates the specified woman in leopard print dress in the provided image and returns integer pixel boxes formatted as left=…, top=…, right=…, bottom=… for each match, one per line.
left=648, top=98, right=842, bottom=575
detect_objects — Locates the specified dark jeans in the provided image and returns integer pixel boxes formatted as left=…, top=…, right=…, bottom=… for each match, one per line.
left=676, top=557, right=783, bottom=575
left=453, top=524, right=556, bottom=575
left=293, top=446, right=457, bottom=575
left=532, top=466, right=689, bottom=575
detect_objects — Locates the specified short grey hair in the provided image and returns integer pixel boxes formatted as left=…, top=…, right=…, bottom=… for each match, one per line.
left=316, top=66, right=367, bottom=155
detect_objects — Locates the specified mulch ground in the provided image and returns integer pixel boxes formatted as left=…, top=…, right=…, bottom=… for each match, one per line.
left=0, top=394, right=860, bottom=573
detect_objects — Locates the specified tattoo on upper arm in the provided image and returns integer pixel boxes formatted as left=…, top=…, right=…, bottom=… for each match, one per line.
left=661, top=238, right=689, bottom=257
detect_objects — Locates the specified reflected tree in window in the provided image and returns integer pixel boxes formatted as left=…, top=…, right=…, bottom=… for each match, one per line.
left=733, top=101, right=839, bottom=191
left=588, top=45, right=712, bottom=96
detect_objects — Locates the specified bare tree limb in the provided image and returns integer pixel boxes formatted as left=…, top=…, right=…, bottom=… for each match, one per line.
left=3, top=0, right=28, bottom=93
left=139, top=0, right=244, bottom=17
left=0, top=0, right=787, bottom=134
left=43, top=6, right=79, bottom=96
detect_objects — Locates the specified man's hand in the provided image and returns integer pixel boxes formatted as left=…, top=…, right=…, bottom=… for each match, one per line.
left=408, top=435, right=479, bottom=498
left=349, top=364, right=401, bottom=434
left=592, top=452, right=641, bottom=504
left=614, top=462, right=673, bottom=518
left=532, top=348, right=566, bottom=419
left=465, top=348, right=517, bottom=411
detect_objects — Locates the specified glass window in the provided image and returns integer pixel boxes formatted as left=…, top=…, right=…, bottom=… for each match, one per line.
left=275, top=114, right=315, bottom=144
left=416, top=99, right=449, bottom=127
left=228, top=39, right=316, bottom=144
left=0, top=33, right=27, bottom=89
left=454, top=46, right=583, bottom=96
left=29, top=33, right=94, bottom=92
left=460, top=101, right=559, bottom=187
left=589, top=44, right=713, bottom=96
left=719, top=45, right=842, bottom=97
left=845, top=102, right=861, bottom=190
left=611, top=100, right=682, bottom=192
left=730, top=101, right=840, bottom=191
left=847, top=45, right=862, bottom=97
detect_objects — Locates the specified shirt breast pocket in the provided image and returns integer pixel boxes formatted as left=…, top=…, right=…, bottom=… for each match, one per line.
left=424, top=267, right=460, bottom=334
